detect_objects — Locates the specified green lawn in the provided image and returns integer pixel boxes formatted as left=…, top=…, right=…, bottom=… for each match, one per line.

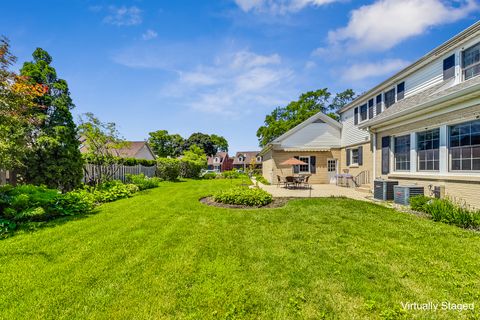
left=1, top=179, right=479, bottom=319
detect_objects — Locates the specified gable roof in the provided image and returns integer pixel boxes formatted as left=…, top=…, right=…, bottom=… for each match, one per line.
left=233, top=151, right=261, bottom=165
left=359, top=74, right=480, bottom=129
left=207, top=152, right=229, bottom=165
left=80, top=140, right=155, bottom=159
left=271, top=111, right=342, bottom=144
left=340, top=20, right=480, bottom=114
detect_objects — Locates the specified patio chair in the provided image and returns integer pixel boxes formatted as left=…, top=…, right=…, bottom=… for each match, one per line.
left=285, top=176, right=295, bottom=189
left=302, top=175, right=311, bottom=189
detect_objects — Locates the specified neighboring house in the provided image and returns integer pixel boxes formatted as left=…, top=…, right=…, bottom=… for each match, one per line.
left=80, top=140, right=156, bottom=161
left=207, top=152, right=234, bottom=172
left=233, top=151, right=263, bottom=171
left=262, top=21, right=480, bottom=207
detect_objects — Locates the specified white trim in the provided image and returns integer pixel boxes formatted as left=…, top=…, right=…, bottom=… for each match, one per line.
left=298, top=156, right=311, bottom=174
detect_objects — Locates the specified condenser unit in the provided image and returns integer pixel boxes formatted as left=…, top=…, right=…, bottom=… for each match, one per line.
left=394, top=185, right=425, bottom=205
left=374, top=179, right=399, bottom=201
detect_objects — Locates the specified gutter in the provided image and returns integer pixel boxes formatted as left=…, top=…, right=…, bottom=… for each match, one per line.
left=359, top=82, right=480, bottom=130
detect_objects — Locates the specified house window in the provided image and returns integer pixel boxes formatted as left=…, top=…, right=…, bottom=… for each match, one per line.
left=360, top=104, right=368, bottom=121
left=394, top=135, right=410, bottom=171
left=327, top=160, right=336, bottom=172
left=376, top=94, right=383, bottom=115
left=443, top=54, right=455, bottom=80
left=299, top=156, right=310, bottom=173
left=384, top=88, right=396, bottom=108
left=417, top=129, right=440, bottom=171
left=462, top=43, right=480, bottom=80
left=397, top=82, right=405, bottom=101
left=351, top=148, right=359, bottom=165
left=450, top=120, right=480, bottom=171
left=368, top=99, right=374, bottom=119
left=256, top=156, right=262, bottom=162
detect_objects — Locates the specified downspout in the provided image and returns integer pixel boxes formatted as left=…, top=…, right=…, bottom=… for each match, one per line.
left=371, top=128, right=376, bottom=192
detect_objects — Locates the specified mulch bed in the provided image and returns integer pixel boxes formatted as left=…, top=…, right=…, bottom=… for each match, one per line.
left=200, top=196, right=294, bottom=209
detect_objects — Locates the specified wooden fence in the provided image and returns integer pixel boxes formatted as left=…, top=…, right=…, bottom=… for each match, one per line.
left=83, top=164, right=156, bottom=184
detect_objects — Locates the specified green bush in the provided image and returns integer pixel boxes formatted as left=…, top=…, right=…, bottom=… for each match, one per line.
left=410, top=196, right=480, bottom=228
left=179, top=159, right=204, bottom=179
left=220, top=170, right=248, bottom=179
left=202, top=172, right=217, bottom=180
left=0, top=218, right=16, bottom=239
left=91, top=181, right=139, bottom=203
left=214, top=187, right=273, bottom=207
left=156, top=158, right=180, bottom=181
left=0, top=185, right=96, bottom=222
left=126, top=174, right=161, bottom=190
left=410, top=195, right=431, bottom=212
left=254, top=174, right=270, bottom=185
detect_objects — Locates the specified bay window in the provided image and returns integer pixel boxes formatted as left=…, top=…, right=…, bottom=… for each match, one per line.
left=450, top=120, right=480, bottom=171
left=394, top=135, right=410, bottom=171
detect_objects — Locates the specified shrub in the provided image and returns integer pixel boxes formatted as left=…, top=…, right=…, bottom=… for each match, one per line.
left=179, top=159, right=204, bottom=179
left=220, top=170, right=248, bottom=179
left=156, top=158, right=180, bottom=181
left=254, top=174, right=270, bottom=185
left=0, top=218, right=16, bottom=239
left=409, top=195, right=431, bottom=212
left=214, top=187, right=273, bottom=207
left=202, top=172, right=217, bottom=180
left=92, top=181, right=139, bottom=203
left=52, top=190, right=96, bottom=216
left=410, top=196, right=480, bottom=228
left=126, top=174, right=161, bottom=190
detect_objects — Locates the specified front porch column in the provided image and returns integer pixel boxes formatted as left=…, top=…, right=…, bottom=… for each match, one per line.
left=439, top=125, right=448, bottom=174
left=410, top=132, right=417, bottom=173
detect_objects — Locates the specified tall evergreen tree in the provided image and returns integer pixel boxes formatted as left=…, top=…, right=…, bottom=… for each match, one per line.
left=20, top=48, right=83, bottom=191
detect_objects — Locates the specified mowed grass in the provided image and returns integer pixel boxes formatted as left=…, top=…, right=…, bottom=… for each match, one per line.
left=0, top=179, right=479, bottom=319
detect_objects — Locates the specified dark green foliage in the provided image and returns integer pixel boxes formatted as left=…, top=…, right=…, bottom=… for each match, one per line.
left=202, top=172, right=217, bottom=180
left=156, top=158, right=181, bottom=181
left=82, top=154, right=156, bottom=167
left=409, top=195, right=431, bottom=212
left=0, top=218, right=16, bottom=239
left=257, top=89, right=356, bottom=147
left=410, top=196, right=480, bottom=228
left=214, top=187, right=273, bottom=206
left=148, top=130, right=184, bottom=158
left=20, top=48, right=83, bottom=191
left=89, top=181, right=139, bottom=203
left=183, top=132, right=217, bottom=156
left=126, top=174, right=161, bottom=190
left=0, top=184, right=95, bottom=222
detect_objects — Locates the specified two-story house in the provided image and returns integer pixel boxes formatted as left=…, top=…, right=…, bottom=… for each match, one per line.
left=233, top=151, right=263, bottom=171
left=207, top=152, right=234, bottom=172
left=261, top=21, right=480, bottom=207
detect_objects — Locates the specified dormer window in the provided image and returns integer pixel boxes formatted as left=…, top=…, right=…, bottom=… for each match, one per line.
left=384, top=88, right=396, bottom=108
left=368, top=99, right=374, bottom=119
left=397, top=82, right=405, bottom=101
left=462, top=42, right=480, bottom=80
left=376, top=94, right=383, bottom=115
left=360, top=104, right=368, bottom=121
left=238, top=156, right=243, bottom=162
left=215, top=157, right=219, bottom=162
left=256, top=156, right=262, bottom=162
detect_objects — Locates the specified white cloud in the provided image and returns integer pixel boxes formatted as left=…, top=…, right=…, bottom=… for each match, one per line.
left=164, top=50, right=294, bottom=117
left=142, top=29, right=158, bottom=40
left=324, top=0, right=478, bottom=53
left=234, top=0, right=340, bottom=14
left=103, top=6, right=142, bottom=26
left=340, top=59, right=410, bottom=82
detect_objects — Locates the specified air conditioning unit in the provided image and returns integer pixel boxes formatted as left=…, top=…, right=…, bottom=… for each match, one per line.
left=374, top=179, right=399, bottom=201
left=394, top=185, right=425, bottom=205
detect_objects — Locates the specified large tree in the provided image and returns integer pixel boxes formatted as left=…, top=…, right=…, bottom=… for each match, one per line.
left=182, top=133, right=217, bottom=157
left=256, top=88, right=356, bottom=147
left=148, top=130, right=184, bottom=158
left=0, top=37, right=45, bottom=184
left=210, top=134, right=229, bottom=152
left=19, top=48, right=83, bottom=191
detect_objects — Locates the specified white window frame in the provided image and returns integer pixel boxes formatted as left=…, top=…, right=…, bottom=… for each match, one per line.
left=256, top=156, right=262, bottom=162
left=349, top=148, right=359, bottom=166
left=298, top=156, right=310, bottom=173
left=448, top=119, right=480, bottom=172
left=461, top=42, right=480, bottom=81
left=393, top=134, right=411, bottom=172
left=417, top=128, right=440, bottom=172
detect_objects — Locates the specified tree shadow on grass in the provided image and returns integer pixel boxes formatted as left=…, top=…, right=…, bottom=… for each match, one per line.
left=2, top=209, right=100, bottom=241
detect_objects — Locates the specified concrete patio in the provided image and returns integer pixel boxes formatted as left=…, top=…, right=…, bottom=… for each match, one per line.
left=255, top=179, right=372, bottom=202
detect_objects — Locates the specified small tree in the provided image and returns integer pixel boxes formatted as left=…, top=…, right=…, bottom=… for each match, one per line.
left=156, top=158, right=180, bottom=181
left=180, top=145, right=207, bottom=178
left=78, top=113, right=128, bottom=185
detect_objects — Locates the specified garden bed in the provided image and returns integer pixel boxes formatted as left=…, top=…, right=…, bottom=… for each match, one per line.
left=200, top=196, right=291, bottom=209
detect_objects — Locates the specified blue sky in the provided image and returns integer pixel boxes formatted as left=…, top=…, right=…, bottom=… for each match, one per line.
left=2, top=0, right=479, bottom=153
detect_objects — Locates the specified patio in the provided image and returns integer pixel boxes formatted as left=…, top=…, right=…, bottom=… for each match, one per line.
left=255, top=179, right=372, bottom=202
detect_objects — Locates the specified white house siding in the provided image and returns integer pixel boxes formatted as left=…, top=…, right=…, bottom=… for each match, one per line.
left=340, top=108, right=370, bottom=147
left=279, top=122, right=341, bottom=149
left=404, top=58, right=444, bottom=98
